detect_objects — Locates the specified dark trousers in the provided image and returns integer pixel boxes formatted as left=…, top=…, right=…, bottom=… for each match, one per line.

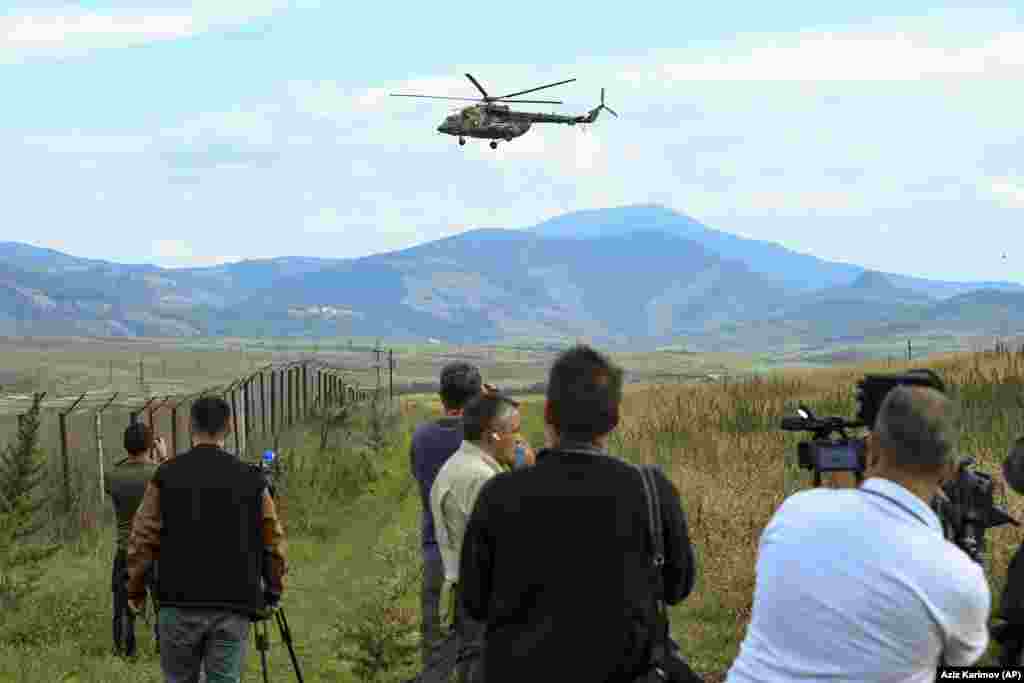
left=159, top=606, right=248, bottom=683
left=112, top=549, right=158, bottom=656
left=452, top=585, right=485, bottom=683
left=418, top=581, right=484, bottom=683
left=421, top=549, right=445, bottom=669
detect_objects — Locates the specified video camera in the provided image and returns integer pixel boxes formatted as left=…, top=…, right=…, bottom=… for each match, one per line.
left=781, top=371, right=1018, bottom=566
left=249, top=449, right=278, bottom=499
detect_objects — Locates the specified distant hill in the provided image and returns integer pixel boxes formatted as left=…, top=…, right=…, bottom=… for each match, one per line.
left=527, top=204, right=1024, bottom=298
left=1, top=206, right=1022, bottom=350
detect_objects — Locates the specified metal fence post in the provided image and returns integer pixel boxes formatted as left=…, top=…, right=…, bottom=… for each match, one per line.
left=96, top=393, right=119, bottom=507
left=59, top=393, right=87, bottom=516
left=270, top=370, right=277, bottom=436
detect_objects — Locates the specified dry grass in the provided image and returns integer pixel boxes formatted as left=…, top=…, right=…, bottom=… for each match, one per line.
left=597, top=347, right=1024, bottom=670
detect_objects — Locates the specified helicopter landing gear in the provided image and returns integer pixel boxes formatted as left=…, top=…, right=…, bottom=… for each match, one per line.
left=458, top=137, right=465, bottom=146
left=489, top=141, right=498, bottom=149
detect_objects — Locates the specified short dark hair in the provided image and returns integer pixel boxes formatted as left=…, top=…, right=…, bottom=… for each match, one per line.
left=124, top=422, right=154, bottom=455
left=439, top=362, right=482, bottom=410
left=1003, top=436, right=1024, bottom=495
left=546, top=345, right=623, bottom=442
left=191, top=396, right=232, bottom=436
left=907, top=368, right=946, bottom=393
left=462, top=393, right=520, bottom=442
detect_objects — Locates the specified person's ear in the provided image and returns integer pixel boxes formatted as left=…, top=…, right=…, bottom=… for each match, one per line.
left=864, top=432, right=881, bottom=472
left=544, top=400, right=555, bottom=428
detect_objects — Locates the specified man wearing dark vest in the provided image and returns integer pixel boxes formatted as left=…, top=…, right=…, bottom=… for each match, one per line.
left=125, top=396, right=288, bottom=682
left=105, top=421, right=164, bottom=657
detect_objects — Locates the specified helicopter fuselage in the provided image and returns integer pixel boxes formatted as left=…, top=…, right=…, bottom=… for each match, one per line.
left=436, top=104, right=588, bottom=140
left=391, top=73, right=614, bottom=148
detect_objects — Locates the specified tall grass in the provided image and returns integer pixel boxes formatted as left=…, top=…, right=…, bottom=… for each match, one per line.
left=2, top=347, right=1024, bottom=679
left=574, top=346, right=1024, bottom=672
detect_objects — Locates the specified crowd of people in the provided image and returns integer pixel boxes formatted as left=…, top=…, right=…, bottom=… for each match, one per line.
left=104, top=342, right=1020, bottom=682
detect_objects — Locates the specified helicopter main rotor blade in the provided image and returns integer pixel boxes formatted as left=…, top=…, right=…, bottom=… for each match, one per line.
left=465, top=73, right=490, bottom=99
left=496, top=78, right=576, bottom=100
left=492, top=98, right=564, bottom=104
left=390, top=94, right=483, bottom=101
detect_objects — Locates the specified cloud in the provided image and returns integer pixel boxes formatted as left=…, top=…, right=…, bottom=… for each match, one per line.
left=988, top=178, right=1024, bottom=208
left=151, top=239, right=237, bottom=268
left=0, top=2, right=284, bottom=62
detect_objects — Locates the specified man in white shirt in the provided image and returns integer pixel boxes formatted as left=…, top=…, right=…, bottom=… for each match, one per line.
left=429, top=392, right=524, bottom=683
left=727, top=384, right=991, bottom=682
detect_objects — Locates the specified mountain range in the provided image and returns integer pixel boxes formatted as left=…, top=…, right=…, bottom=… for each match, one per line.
left=2, top=204, right=1022, bottom=352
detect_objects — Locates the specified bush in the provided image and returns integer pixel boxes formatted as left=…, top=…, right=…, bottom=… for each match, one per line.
left=0, top=393, right=60, bottom=609
left=333, top=523, right=422, bottom=682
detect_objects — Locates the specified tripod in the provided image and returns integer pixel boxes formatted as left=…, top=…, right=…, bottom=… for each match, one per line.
left=252, top=607, right=304, bottom=682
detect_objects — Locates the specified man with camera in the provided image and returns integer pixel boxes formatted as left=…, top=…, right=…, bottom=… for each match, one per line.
left=727, top=384, right=990, bottom=681
left=994, top=436, right=1024, bottom=664
left=125, top=396, right=288, bottom=682
left=457, top=345, right=697, bottom=682
left=105, top=421, right=166, bottom=657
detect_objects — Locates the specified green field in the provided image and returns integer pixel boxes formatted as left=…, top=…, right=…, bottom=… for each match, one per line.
left=1, top=337, right=1022, bottom=681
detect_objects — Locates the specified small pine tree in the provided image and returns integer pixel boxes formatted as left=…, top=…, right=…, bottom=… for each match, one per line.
left=0, top=393, right=61, bottom=608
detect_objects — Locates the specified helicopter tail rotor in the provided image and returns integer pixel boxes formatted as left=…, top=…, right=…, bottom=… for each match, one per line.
left=584, top=88, right=618, bottom=124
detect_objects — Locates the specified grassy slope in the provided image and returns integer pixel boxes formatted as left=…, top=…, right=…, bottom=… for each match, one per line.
left=0, top=404, right=429, bottom=682
left=4, top=348, right=1023, bottom=681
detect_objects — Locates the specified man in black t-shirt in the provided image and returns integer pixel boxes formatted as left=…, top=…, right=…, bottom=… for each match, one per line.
left=458, top=345, right=697, bottom=683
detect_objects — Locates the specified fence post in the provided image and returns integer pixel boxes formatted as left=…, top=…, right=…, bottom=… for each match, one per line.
left=243, top=379, right=251, bottom=456
left=59, top=411, right=69, bottom=514
left=270, top=370, right=277, bottom=436
left=59, top=393, right=88, bottom=517
left=230, top=386, right=241, bottom=456
left=260, top=370, right=267, bottom=435
left=302, top=363, right=308, bottom=419
left=171, top=401, right=179, bottom=457
left=96, top=393, right=119, bottom=508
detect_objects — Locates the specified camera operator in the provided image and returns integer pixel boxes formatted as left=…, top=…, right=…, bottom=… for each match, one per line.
left=994, top=436, right=1024, bottom=664
left=125, top=396, right=288, bottom=682
left=727, top=385, right=991, bottom=681
left=105, top=422, right=164, bottom=657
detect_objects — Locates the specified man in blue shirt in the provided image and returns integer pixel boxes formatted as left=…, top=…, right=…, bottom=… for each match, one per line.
left=411, top=362, right=484, bottom=671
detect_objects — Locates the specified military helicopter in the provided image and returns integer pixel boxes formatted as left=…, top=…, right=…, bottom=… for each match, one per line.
left=391, top=73, right=617, bottom=149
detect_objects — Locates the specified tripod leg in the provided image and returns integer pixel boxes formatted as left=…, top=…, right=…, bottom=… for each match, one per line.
left=276, top=609, right=305, bottom=683
left=254, top=620, right=270, bottom=683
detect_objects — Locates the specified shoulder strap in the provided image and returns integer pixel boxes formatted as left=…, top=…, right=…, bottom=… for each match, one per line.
left=636, top=463, right=671, bottom=672
left=639, top=465, right=665, bottom=569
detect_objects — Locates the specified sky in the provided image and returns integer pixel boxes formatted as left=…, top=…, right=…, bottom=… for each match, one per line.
left=1, top=2, right=1022, bottom=284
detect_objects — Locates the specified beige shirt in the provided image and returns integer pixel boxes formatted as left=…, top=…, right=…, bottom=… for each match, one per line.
left=430, top=440, right=506, bottom=584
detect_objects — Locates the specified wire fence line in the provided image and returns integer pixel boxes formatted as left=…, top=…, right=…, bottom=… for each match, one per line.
left=0, top=355, right=393, bottom=534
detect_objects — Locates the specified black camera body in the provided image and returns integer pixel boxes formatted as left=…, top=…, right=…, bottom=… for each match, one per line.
left=249, top=450, right=278, bottom=499
left=781, top=370, right=1018, bottom=566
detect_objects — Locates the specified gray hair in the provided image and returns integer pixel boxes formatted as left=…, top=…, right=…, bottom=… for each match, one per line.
left=875, top=385, right=958, bottom=469
left=493, top=401, right=519, bottom=431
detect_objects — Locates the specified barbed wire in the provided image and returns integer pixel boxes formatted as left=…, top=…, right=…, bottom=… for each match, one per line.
left=0, top=359, right=371, bottom=416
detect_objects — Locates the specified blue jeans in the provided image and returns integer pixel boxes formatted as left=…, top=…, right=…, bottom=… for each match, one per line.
left=158, top=607, right=250, bottom=683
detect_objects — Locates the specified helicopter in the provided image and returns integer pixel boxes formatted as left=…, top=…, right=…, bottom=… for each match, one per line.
left=390, top=73, right=617, bottom=149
